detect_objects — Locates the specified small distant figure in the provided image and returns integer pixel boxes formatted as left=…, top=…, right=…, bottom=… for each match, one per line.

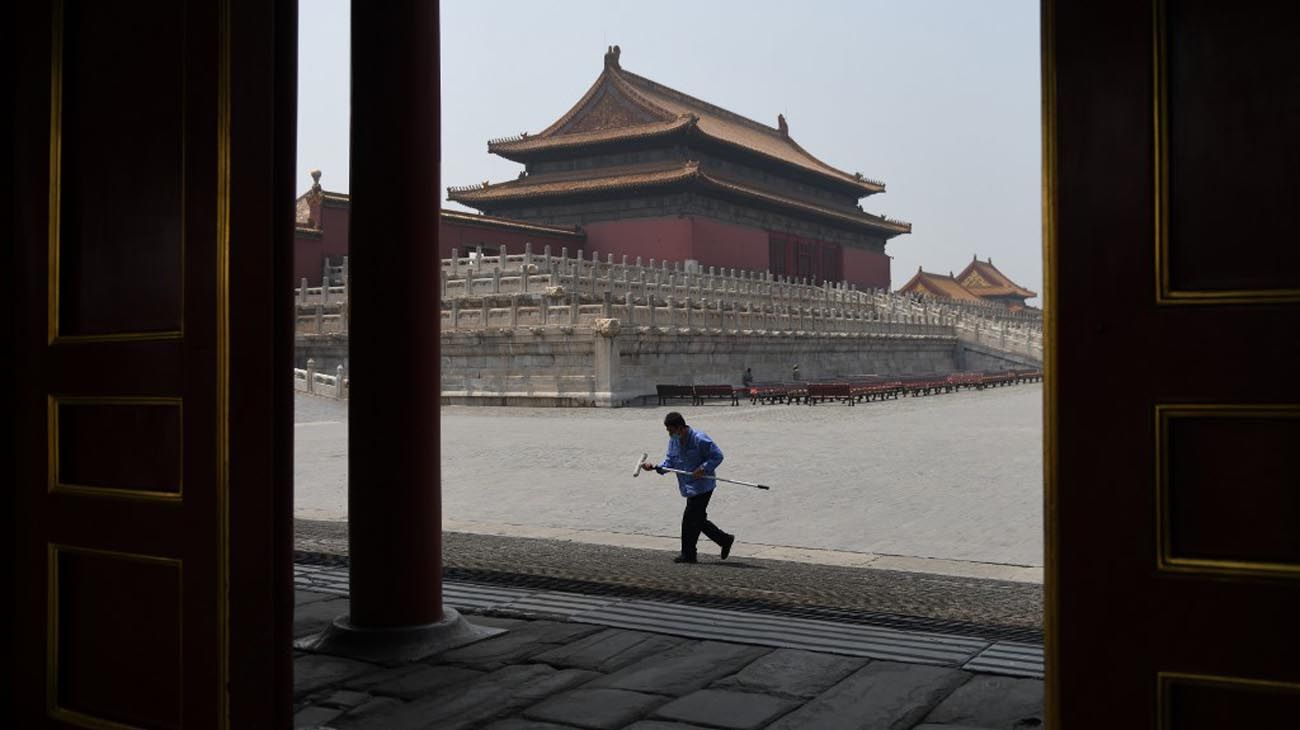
left=742, top=367, right=754, bottom=388
left=792, top=364, right=800, bottom=381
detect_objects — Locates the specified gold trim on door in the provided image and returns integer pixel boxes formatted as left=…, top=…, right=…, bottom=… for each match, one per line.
left=47, top=543, right=183, bottom=730
left=47, top=396, right=184, bottom=502
left=1040, top=0, right=1060, bottom=727
left=215, top=0, right=232, bottom=724
left=1155, top=404, right=1300, bottom=578
left=1158, top=672, right=1300, bottom=729
left=46, top=0, right=187, bottom=344
left=1152, top=0, right=1300, bottom=305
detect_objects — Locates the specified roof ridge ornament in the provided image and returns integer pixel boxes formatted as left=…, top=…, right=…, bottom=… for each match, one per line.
left=777, top=113, right=789, bottom=136
left=604, top=45, right=621, bottom=69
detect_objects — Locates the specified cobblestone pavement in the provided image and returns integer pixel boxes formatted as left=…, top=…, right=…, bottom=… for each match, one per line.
left=293, top=586, right=1045, bottom=730
left=295, top=520, right=1041, bottom=632
left=297, top=385, right=1043, bottom=566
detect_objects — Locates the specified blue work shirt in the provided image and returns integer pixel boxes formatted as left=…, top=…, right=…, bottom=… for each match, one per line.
left=657, top=428, right=725, bottom=497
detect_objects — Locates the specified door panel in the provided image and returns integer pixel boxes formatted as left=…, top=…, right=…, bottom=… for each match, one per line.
left=1047, top=0, right=1300, bottom=725
left=12, top=0, right=294, bottom=726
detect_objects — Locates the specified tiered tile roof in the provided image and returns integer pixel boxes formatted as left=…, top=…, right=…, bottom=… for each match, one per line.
left=485, top=46, right=885, bottom=195
left=449, top=47, right=907, bottom=238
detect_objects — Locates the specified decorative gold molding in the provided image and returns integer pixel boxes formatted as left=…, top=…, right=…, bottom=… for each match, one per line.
left=216, top=1, right=232, bottom=725
left=1040, top=1, right=1060, bottom=728
left=1153, top=0, right=1300, bottom=305
left=1158, top=672, right=1300, bottom=729
left=46, top=0, right=187, bottom=344
left=1155, top=404, right=1300, bottom=578
left=47, top=543, right=183, bottom=730
left=47, top=396, right=184, bottom=502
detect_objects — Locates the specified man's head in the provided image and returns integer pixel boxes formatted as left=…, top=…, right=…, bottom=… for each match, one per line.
left=664, top=411, right=688, bottom=439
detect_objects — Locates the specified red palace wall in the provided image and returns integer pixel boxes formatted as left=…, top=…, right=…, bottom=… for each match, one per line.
left=691, top=218, right=769, bottom=271
left=583, top=217, right=695, bottom=264
left=294, top=203, right=351, bottom=286
left=843, top=245, right=891, bottom=290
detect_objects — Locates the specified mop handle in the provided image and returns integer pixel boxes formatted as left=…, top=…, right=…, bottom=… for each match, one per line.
left=655, top=465, right=771, bottom=490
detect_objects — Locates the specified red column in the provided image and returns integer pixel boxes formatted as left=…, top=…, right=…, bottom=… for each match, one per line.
left=347, top=0, right=441, bottom=628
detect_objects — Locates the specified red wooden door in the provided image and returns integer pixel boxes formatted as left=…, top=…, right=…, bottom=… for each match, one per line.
left=1048, top=0, right=1300, bottom=725
left=11, top=0, right=296, bottom=726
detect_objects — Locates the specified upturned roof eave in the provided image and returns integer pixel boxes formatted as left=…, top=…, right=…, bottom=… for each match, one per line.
left=450, top=171, right=909, bottom=238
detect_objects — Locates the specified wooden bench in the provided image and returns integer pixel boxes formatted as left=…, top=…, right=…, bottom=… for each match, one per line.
left=807, top=382, right=855, bottom=405
left=656, top=384, right=694, bottom=406
left=693, top=384, right=739, bottom=406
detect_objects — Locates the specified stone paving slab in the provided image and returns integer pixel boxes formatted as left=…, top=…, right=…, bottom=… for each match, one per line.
left=585, top=640, right=772, bottom=696
left=531, top=628, right=688, bottom=673
left=292, top=596, right=351, bottom=638
left=293, top=704, right=343, bottom=728
left=337, top=664, right=599, bottom=730
left=524, top=688, right=670, bottom=730
left=766, top=661, right=971, bottom=730
left=344, top=664, right=484, bottom=700
left=919, top=674, right=1045, bottom=728
left=651, top=689, right=801, bottom=730
left=328, top=697, right=403, bottom=729
left=293, top=654, right=380, bottom=698
left=624, top=717, right=717, bottom=722
left=709, top=648, right=868, bottom=698
left=483, top=719, right=589, bottom=730
left=432, top=620, right=604, bottom=670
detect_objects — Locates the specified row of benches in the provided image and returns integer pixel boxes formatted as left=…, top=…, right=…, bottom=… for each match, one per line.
left=656, top=369, right=1042, bottom=407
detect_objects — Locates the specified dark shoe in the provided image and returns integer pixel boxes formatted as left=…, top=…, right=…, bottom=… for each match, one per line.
left=673, top=554, right=698, bottom=564
left=720, top=534, right=735, bottom=560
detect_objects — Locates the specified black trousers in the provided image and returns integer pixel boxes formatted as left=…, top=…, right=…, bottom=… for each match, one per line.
left=681, top=489, right=730, bottom=557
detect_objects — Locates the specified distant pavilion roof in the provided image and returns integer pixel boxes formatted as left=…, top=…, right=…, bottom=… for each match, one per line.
left=957, top=256, right=1037, bottom=299
left=896, top=268, right=986, bottom=303
left=483, top=46, right=887, bottom=196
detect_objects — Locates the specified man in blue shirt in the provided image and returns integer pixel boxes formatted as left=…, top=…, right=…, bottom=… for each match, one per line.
left=640, top=412, right=736, bottom=564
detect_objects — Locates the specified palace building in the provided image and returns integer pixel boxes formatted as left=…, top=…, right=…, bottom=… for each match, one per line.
left=447, top=46, right=910, bottom=289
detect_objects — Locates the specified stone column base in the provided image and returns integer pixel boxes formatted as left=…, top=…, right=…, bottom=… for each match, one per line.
left=294, top=607, right=504, bottom=663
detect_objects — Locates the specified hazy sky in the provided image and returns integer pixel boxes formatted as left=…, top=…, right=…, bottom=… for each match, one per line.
left=299, top=0, right=1041, bottom=301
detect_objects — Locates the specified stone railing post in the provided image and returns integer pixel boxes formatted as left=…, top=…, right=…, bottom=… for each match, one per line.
left=492, top=268, right=501, bottom=293
left=480, top=298, right=490, bottom=329
left=335, top=364, right=346, bottom=399
left=451, top=300, right=460, bottom=330
left=509, top=294, right=519, bottom=328
left=647, top=295, right=657, bottom=327
left=540, top=294, right=549, bottom=326
left=314, top=304, right=324, bottom=333
left=305, top=358, right=317, bottom=394
left=299, top=277, right=309, bottom=305
left=342, top=253, right=350, bottom=299
left=570, top=292, right=580, bottom=324
left=625, top=292, right=635, bottom=325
